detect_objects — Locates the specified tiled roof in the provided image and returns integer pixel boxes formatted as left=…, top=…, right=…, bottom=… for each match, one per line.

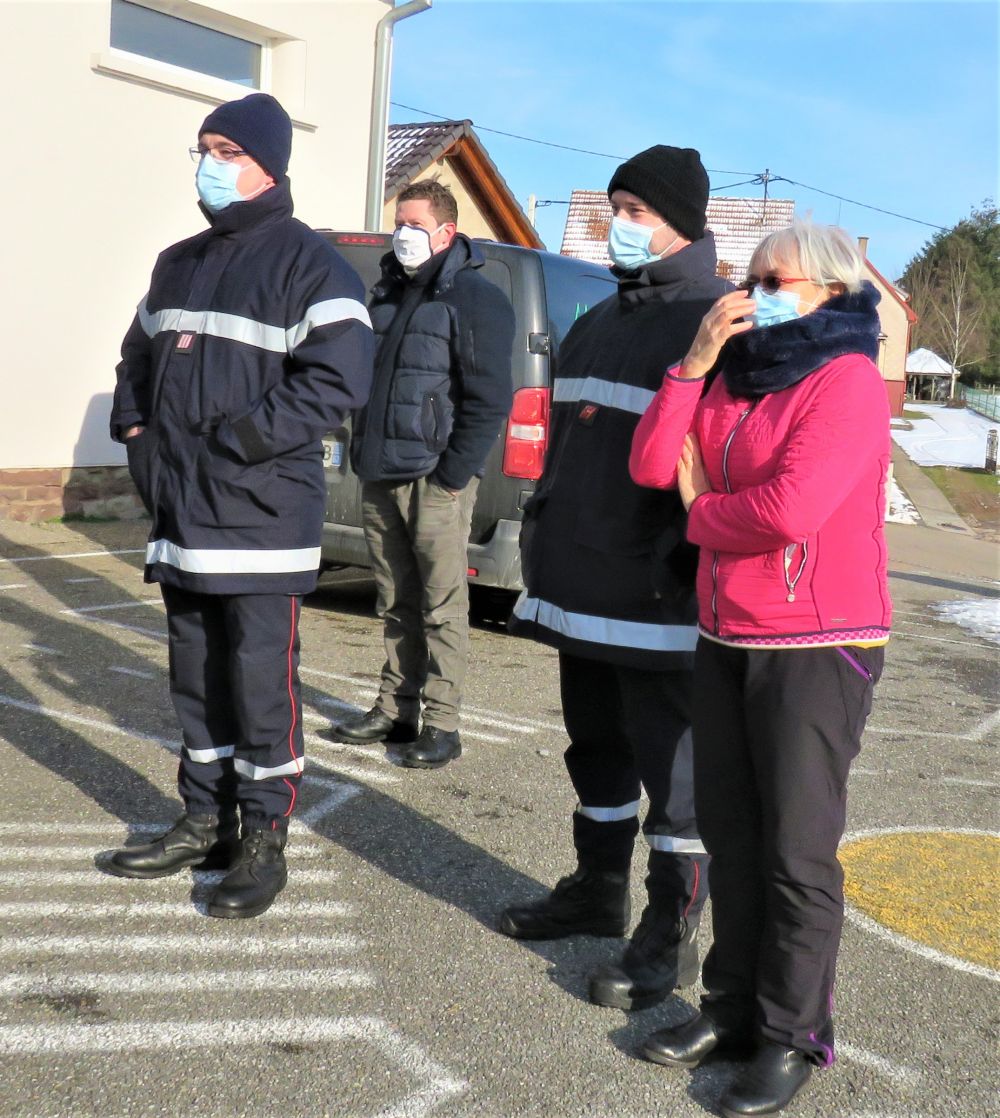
left=560, top=190, right=796, bottom=280
left=384, top=120, right=470, bottom=199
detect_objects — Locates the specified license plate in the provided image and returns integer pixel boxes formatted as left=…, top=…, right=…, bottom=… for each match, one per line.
left=322, top=438, right=344, bottom=468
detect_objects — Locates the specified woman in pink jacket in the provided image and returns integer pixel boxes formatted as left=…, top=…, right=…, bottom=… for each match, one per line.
left=629, top=222, right=890, bottom=1117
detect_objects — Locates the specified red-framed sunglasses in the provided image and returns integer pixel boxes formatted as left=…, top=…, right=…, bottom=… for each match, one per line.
left=742, top=274, right=810, bottom=295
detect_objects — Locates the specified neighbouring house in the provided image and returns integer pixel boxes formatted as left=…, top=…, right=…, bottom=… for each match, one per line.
left=905, top=348, right=958, bottom=402
left=1, top=0, right=391, bottom=522
left=381, top=121, right=542, bottom=248
left=859, top=239, right=918, bottom=417
left=560, top=192, right=915, bottom=416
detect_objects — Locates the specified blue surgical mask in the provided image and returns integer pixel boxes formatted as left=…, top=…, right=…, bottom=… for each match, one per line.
left=607, top=216, right=678, bottom=270
left=196, top=155, right=243, bottom=213
left=750, top=287, right=802, bottom=329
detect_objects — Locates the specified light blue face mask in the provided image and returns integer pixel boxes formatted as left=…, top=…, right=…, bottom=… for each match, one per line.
left=750, top=287, right=802, bottom=329
left=196, top=155, right=243, bottom=213
left=607, top=216, right=678, bottom=270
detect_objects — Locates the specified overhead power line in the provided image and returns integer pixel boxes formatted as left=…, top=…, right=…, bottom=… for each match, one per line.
left=389, top=101, right=946, bottom=232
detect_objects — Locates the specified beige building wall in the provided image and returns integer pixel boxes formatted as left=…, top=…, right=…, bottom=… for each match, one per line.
left=0, top=0, right=386, bottom=478
left=382, top=156, right=501, bottom=240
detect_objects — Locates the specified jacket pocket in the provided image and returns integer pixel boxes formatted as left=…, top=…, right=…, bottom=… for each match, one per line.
left=420, top=392, right=451, bottom=453
left=189, top=435, right=281, bottom=529
left=125, top=428, right=159, bottom=516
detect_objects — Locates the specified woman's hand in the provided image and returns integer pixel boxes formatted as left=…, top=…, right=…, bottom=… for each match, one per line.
left=677, top=289, right=756, bottom=379
left=677, top=433, right=711, bottom=511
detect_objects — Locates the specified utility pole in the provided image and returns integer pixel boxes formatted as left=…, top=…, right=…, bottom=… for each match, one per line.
left=760, top=168, right=772, bottom=224
left=526, top=194, right=537, bottom=227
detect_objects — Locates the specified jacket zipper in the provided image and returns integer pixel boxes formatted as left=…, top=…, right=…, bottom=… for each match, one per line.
left=710, top=403, right=757, bottom=634
left=783, top=540, right=809, bottom=603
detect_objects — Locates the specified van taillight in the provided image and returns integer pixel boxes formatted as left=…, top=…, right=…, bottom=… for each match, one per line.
left=502, top=387, right=549, bottom=480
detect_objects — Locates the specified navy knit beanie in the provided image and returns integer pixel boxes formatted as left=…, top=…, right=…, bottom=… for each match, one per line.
left=200, top=93, right=292, bottom=181
left=608, top=145, right=710, bottom=242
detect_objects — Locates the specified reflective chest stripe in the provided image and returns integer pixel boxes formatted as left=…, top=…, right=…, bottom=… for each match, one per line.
left=138, top=298, right=371, bottom=354
left=552, top=377, right=656, bottom=416
left=513, top=593, right=697, bottom=652
left=147, top=540, right=320, bottom=574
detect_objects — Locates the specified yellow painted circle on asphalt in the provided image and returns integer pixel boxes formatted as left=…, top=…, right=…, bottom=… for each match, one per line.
left=841, top=831, right=1000, bottom=970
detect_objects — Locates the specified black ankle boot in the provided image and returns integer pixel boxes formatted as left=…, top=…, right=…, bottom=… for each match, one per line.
left=207, top=823, right=288, bottom=919
left=642, top=1012, right=752, bottom=1068
left=107, top=812, right=239, bottom=879
left=589, top=910, right=701, bottom=1010
left=498, top=866, right=630, bottom=939
left=719, top=1043, right=812, bottom=1116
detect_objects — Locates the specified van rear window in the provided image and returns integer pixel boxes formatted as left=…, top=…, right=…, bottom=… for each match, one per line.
left=538, top=257, right=617, bottom=351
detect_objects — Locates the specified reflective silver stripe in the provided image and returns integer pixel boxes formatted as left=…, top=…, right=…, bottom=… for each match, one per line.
left=576, top=800, right=641, bottom=823
left=233, top=756, right=305, bottom=780
left=286, top=298, right=371, bottom=350
left=137, top=299, right=370, bottom=354
left=183, top=745, right=235, bottom=764
left=513, top=593, right=697, bottom=653
left=146, top=539, right=320, bottom=574
left=646, top=834, right=708, bottom=855
left=553, top=377, right=656, bottom=416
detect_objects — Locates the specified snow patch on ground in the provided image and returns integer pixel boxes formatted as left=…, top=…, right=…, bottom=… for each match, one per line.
left=887, top=479, right=920, bottom=525
left=931, top=599, right=1000, bottom=647
left=892, top=403, right=999, bottom=469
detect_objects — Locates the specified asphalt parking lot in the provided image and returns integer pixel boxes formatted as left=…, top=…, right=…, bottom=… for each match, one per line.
left=0, top=517, right=996, bottom=1118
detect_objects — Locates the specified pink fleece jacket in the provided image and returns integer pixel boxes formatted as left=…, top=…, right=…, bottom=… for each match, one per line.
left=629, top=354, right=892, bottom=647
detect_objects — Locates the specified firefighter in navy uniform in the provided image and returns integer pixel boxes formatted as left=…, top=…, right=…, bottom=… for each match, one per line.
left=502, top=146, right=732, bottom=1009
left=108, top=94, right=374, bottom=918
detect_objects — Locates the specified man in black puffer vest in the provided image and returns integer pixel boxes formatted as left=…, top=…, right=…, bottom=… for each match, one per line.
left=331, top=180, right=514, bottom=769
left=108, top=94, right=374, bottom=918
left=501, top=146, right=733, bottom=1011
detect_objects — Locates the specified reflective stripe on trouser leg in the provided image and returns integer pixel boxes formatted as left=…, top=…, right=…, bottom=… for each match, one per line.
left=163, top=584, right=239, bottom=816
left=223, top=593, right=304, bottom=826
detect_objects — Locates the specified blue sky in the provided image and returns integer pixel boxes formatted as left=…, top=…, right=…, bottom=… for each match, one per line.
left=388, top=0, right=998, bottom=281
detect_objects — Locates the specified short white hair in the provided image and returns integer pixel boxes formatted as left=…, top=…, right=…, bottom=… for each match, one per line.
left=750, top=220, right=865, bottom=293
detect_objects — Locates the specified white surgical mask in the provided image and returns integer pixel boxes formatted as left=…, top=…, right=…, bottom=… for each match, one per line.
left=392, top=224, right=443, bottom=271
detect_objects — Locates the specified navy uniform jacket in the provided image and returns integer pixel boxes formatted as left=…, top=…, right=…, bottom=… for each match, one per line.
left=508, top=233, right=732, bottom=670
left=112, top=180, right=374, bottom=595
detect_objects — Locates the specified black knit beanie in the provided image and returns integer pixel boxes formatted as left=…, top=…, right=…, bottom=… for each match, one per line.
left=200, top=93, right=292, bottom=181
left=607, top=145, right=710, bottom=242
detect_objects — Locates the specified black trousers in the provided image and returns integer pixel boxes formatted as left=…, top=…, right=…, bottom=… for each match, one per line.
left=560, top=652, right=709, bottom=921
left=162, top=586, right=304, bottom=827
left=693, top=638, right=883, bottom=1064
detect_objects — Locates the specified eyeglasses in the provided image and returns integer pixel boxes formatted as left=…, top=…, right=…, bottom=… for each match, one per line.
left=188, top=145, right=249, bottom=164
left=743, top=274, right=811, bottom=295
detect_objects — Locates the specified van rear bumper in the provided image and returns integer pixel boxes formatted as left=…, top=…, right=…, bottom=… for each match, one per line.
left=320, top=518, right=524, bottom=592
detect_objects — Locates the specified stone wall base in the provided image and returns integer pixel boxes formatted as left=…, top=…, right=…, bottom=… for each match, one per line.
left=0, top=466, right=147, bottom=523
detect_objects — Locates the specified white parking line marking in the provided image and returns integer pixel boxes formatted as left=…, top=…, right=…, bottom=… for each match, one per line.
left=0, top=694, right=180, bottom=750
left=0, top=968, right=375, bottom=999
left=0, top=584, right=29, bottom=591
left=299, top=778, right=364, bottom=826
left=21, top=643, right=61, bottom=654
left=109, top=666, right=156, bottom=680
left=0, top=1015, right=467, bottom=1117
left=0, top=869, right=343, bottom=887
left=0, top=549, right=146, bottom=564
left=73, top=616, right=167, bottom=640
left=892, top=627, right=995, bottom=649
left=60, top=599, right=162, bottom=615
left=940, top=776, right=999, bottom=788
left=0, top=844, right=329, bottom=863
left=837, top=1042, right=923, bottom=1085
left=64, top=577, right=101, bottom=584
left=0, top=933, right=361, bottom=957
left=0, top=900, right=351, bottom=919
left=970, top=709, right=1000, bottom=741
left=0, top=821, right=338, bottom=837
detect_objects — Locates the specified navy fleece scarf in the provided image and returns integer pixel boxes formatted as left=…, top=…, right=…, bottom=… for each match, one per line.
left=720, top=281, right=881, bottom=399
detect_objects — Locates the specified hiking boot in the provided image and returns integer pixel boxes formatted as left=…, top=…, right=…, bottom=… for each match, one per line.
left=498, top=866, right=630, bottom=940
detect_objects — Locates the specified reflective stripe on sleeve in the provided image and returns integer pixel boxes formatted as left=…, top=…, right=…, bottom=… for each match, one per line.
left=512, top=593, right=697, bottom=653
left=147, top=540, right=321, bottom=575
left=553, top=377, right=656, bottom=416
left=286, top=299, right=372, bottom=350
left=576, top=800, right=642, bottom=823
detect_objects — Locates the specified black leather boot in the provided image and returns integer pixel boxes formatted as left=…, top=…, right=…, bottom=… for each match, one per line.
left=498, top=866, right=630, bottom=939
left=330, top=707, right=417, bottom=744
left=107, top=812, right=239, bottom=879
left=207, top=823, right=288, bottom=919
left=589, top=909, right=701, bottom=1010
left=399, top=726, right=462, bottom=769
left=642, top=1012, right=752, bottom=1068
left=719, top=1042, right=812, bottom=1116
